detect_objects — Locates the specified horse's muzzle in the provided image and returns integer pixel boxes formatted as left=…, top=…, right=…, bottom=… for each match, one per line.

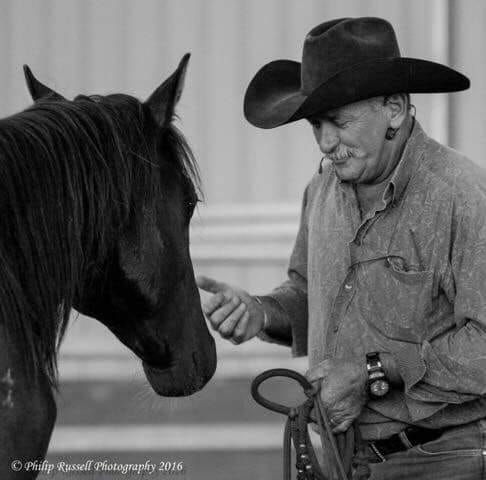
left=142, top=335, right=216, bottom=396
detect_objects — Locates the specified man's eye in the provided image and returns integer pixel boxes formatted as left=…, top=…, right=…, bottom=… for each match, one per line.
left=334, top=120, right=350, bottom=128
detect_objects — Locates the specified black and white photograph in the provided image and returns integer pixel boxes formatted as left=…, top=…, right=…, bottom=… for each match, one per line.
left=0, top=1, right=485, bottom=479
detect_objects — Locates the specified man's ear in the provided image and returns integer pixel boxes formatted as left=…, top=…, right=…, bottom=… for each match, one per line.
left=384, top=93, right=408, bottom=129
left=144, top=53, right=190, bottom=128
left=23, top=65, right=65, bottom=101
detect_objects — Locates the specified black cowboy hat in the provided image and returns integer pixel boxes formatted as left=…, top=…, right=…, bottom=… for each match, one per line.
left=244, top=17, right=470, bottom=129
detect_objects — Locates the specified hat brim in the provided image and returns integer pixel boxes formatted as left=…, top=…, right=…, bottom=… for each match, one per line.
left=244, top=57, right=470, bottom=129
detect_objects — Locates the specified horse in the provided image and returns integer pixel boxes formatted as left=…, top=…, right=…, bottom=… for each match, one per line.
left=0, top=55, right=216, bottom=479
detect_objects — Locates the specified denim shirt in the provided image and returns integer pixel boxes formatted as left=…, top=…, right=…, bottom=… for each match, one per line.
left=259, top=121, right=486, bottom=439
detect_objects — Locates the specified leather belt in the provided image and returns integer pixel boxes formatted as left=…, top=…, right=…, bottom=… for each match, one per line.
left=369, top=426, right=445, bottom=462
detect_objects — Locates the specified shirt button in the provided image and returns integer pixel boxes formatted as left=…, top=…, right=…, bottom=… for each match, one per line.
left=344, top=283, right=353, bottom=290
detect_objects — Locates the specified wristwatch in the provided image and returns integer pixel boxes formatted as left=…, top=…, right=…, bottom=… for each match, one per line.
left=366, top=352, right=390, bottom=398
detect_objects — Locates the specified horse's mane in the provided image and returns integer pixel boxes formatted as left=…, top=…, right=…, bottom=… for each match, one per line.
left=0, top=94, right=200, bottom=387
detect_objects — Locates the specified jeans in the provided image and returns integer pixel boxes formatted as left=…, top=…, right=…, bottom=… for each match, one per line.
left=361, top=419, right=486, bottom=480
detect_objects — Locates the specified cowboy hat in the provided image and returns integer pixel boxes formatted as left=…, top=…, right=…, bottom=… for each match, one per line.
left=244, top=17, right=470, bottom=129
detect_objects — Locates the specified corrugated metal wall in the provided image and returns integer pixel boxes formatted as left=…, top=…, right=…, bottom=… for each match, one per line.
left=0, top=0, right=457, bottom=203
left=448, top=0, right=486, bottom=161
left=0, top=0, right=482, bottom=355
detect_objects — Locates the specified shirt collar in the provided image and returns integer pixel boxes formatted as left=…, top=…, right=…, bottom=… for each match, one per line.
left=383, top=118, right=427, bottom=205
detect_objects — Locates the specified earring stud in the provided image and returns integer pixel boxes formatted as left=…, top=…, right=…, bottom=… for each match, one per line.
left=385, top=127, right=398, bottom=140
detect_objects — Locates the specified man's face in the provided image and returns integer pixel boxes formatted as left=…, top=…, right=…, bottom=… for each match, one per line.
left=308, top=98, right=391, bottom=184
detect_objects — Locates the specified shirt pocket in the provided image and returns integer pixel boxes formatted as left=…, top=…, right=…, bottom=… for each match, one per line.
left=359, top=255, right=434, bottom=342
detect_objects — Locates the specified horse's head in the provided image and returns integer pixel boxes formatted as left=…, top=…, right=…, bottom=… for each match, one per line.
left=24, top=57, right=216, bottom=396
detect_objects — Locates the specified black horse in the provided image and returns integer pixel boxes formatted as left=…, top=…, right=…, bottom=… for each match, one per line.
left=0, top=55, right=216, bottom=479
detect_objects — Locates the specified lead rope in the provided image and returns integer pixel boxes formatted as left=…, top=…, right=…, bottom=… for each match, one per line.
left=251, top=369, right=370, bottom=480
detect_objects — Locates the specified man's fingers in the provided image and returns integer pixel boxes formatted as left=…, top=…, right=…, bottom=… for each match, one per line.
left=307, top=372, right=322, bottom=383
left=232, top=310, right=251, bottom=343
left=218, top=302, right=247, bottom=338
left=209, top=296, right=241, bottom=329
left=196, top=275, right=227, bottom=294
left=306, top=363, right=329, bottom=383
left=196, top=276, right=254, bottom=345
left=201, top=291, right=226, bottom=316
left=331, top=418, right=353, bottom=434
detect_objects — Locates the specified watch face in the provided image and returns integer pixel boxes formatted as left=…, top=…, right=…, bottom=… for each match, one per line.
left=370, top=379, right=389, bottom=397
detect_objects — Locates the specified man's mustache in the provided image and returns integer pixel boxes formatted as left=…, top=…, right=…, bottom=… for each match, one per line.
left=324, top=146, right=363, bottom=162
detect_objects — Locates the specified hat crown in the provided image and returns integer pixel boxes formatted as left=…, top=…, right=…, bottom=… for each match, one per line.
left=244, top=16, right=469, bottom=129
left=301, top=17, right=401, bottom=94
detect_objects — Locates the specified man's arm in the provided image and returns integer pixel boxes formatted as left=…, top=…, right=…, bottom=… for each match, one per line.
left=385, top=195, right=486, bottom=420
left=197, top=185, right=310, bottom=349
left=256, top=272, right=308, bottom=355
left=308, top=191, right=486, bottom=430
left=379, top=352, right=403, bottom=387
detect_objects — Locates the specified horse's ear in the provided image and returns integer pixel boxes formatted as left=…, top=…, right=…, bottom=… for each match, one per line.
left=23, top=65, right=65, bottom=101
left=144, top=53, right=190, bottom=127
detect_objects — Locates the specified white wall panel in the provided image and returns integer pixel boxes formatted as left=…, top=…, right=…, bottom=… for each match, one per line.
left=448, top=0, right=486, bottom=167
left=0, top=0, right=454, bottom=206
left=0, top=0, right=480, bottom=357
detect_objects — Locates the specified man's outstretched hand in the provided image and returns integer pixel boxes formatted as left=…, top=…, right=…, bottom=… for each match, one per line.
left=196, top=275, right=265, bottom=344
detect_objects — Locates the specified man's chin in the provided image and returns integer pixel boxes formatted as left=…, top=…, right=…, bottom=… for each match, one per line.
left=333, top=164, right=362, bottom=183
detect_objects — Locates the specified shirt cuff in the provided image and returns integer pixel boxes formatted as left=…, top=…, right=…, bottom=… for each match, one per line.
left=391, top=342, right=449, bottom=422
left=392, top=343, right=426, bottom=393
left=254, top=294, right=307, bottom=357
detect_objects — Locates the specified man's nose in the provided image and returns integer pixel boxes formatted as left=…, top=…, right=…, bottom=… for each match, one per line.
left=316, top=123, right=339, bottom=154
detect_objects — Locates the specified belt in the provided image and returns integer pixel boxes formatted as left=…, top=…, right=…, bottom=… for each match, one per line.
left=369, top=426, right=445, bottom=462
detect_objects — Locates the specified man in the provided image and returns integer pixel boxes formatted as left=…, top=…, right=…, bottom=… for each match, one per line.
left=197, top=17, right=486, bottom=479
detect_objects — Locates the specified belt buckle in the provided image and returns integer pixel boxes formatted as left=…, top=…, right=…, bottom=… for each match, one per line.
left=369, top=442, right=387, bottom=463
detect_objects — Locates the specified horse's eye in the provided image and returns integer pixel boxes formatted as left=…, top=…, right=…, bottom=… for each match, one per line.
left=183, top=188, right=198, bottom=221
left=186, top=198, right=197, bottom=220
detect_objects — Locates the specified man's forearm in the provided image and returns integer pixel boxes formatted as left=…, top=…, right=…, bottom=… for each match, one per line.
left=255, top=295, right=293, bottom=344
left=254, top=289, right=308, bottom=357
left=263, top=307, right=293, bottom=342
